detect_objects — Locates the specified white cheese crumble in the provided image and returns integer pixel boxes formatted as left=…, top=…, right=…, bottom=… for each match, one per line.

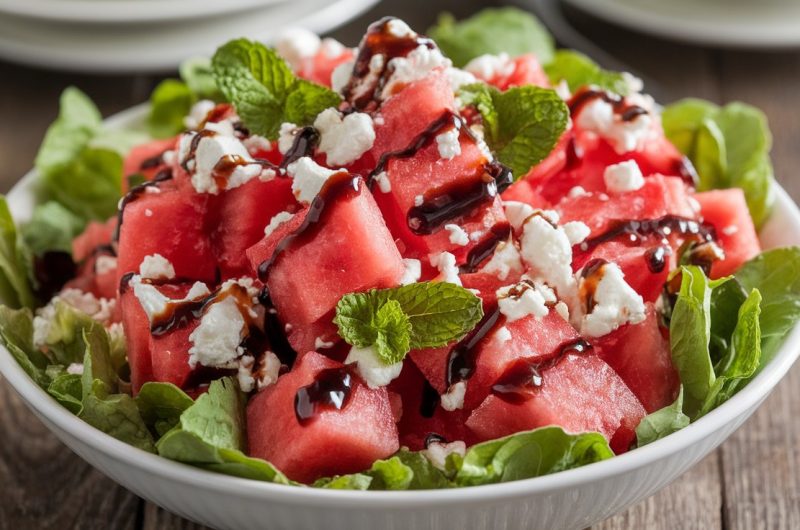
left=400, top=258, right=422, bottom=285
left=435, top=128, right=461, bottom=160
left=237, top=355, right=257, bottom=393
left=314, top=107, right=376, bottom=166
left=345, top=345, right=403, bottom=389
left=603, top=160, right=645, bottom=193
left=555, top=301, right=570, bottom=322
left=574, top=96, right=653, bottom=154
left=184, top=100, right=216, bottom=130
left=243, top=135, right=271, bottom=155
left=562, top=221, right=591, bottom=246
left=576, top=262, right=646, bottom=338
left=188, top=296, right=245, bottom=369
left=95, top=255, right=117, bottom=275
left=519, top=215, right=577, bottom=301
left=286, top=157, right=343, bottom=204
left=382, top=45, right=451, bottom=99
left=34, top=289, right=117, bottom=347
left=275, top=28, right=321, bottom=70
left=139, top=253, right=176, bottom=280
left=464, top=52, right=515, bottom=81
left=495, top=326, right=512, bottom=344
left=178, top=131, right=261, bottom=194
left=132, top=278, right=210, bottom=324
left=444, top=223, right=469, bottom=246
left=430, top=252, right=461, bottom=286
left=386, top=18, right=415, bottom=38
left=480, top=240, right=523, bottom=281
left=496, top=281, right=553, bottom=322
left=414, top=194, right=424, bottom=207
left=440, top=381, right=467, bottom=411
left=554, top=79, right=571, bottom=101
left=503, top=201, right=535, bottom=232
left=446, top=67, right=478, bottom=93
left=66, top=363, right=84, bottom=375
left=331, top=59, right=355, bottom=95
left=264, top=211, right=295, bottom=238
left=567, top=186, right=590, bottom=199
left=374, top=171, right=392, bottom=193
left=257, top=351, right=282, bottom=390
left=314, top=336, right=336, bottom=349
left=278, top=122, right=299, bottom=155
left=423, top=440, right=466, bottom=471
left=722, top=225, right=739, bottom=236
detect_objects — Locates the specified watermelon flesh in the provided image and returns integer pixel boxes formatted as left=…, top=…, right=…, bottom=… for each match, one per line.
left=122, top=137, right=177, bottom=191
left=247, top=351, right=399, bottom=483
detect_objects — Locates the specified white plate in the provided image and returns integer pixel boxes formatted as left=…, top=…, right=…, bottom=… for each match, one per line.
left=0, top=0, right=288, bottom=25
left=2, top=104, right=800, bottom=530
left=564, top=0, right=800, bottom=48
left=0, top=0, right=380, bottom=73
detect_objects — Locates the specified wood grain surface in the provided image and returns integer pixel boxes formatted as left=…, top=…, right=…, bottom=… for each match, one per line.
left=1, top=0, right=799, bottom=528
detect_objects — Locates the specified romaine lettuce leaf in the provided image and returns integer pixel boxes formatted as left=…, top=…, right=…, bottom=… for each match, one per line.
left=544, top=50, right=629, bottom=95
left=0, top=197, right=35, bottom=309
left=636, top=386, right=690, bottom=447
left=148, top=79, right=195, bottom=139
left=135, top=382, right=194, bottom=438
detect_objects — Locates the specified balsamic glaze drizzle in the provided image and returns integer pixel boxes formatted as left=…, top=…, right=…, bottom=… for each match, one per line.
left=424, top=433, right=448, bottom=448
left=459, top=223, right=512, bottom=273
left=280, top=126, right=320, bottom=169
left=419, top=378, right=441, bottom=419
left=644, top=246, right=669, bottom=273
left=567, top=87, right=648, bottom=123
left=294, top=366, right=355, bottom=425
left=446, top=305, right=502, bottom=387
left=258, top=287, right=299, bottom=368
left=579, top=215, right=716, bottom=254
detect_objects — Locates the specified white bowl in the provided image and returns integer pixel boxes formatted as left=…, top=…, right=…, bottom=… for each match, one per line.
left=3, top=105, right=800, bottom=530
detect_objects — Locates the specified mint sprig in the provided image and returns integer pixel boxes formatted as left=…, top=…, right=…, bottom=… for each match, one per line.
left=211, top=39, right=341, bottom=140
left=459, top=83, right=568, bottom=179
left=334, top=282, right=484, bottom=365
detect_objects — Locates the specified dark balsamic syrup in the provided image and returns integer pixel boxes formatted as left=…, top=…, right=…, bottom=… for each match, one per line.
left=280, top=126, right=320, bottom=169
left=424, top=433, right=448, bottom=448
left=419, top=378, right=441, bottom=419
left=645, top=246, right=669, bottom=273
left=446, top=305, right=502, bottom=387
left=294, top=366, right=355, bottom=425
left=459, top=223, right=512, bottom=273
left=579, top=215, right=716, bottom=253
left=579, top=258, right=609, bottom=313
left=258, top=287, right=298, bottom=368
left=568, top=87, right=647, bottom=123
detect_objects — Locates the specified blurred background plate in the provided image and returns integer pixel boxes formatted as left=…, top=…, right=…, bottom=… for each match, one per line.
left=0, top=0, right=289, bottom=24
left=563, top=0, right=800, bottom=48
left=0, top=0, right=380, bottom=73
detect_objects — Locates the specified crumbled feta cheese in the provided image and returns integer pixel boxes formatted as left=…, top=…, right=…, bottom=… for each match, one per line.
left=184, top=100, right=216, bottom=129
left=481, top=240, right=523, bottom=281
left=382, top=45, right=451, bottom=99
left=178, top=131, right=260, bottom=194
left=345, top=345, right=403, bottom=389
left=469, top=231, right=485, bottom=242
left=554, top=79, right=571, bottom=101
left=688, top=196, right=701, bottom=214
left=519, top=215, right=577, bottom=302
left=604, top=160, right=645, bottom=193
left=423, top=440, right=466, bottom=470
left=276, top=28, right=321, bottom=70
left=444, top=223, right=469, bottom=246
left=464, top=52, right=515, bottom=81
left=139, top=253, right=176, bottom=280
left=495, top=326, right=512, bottom=344
left=314, top=107, right=375, bottom=166
left=555, top=301, right=570, bottom=322
left=286, top=157, right=342, bottom=204
left=132, top=277, right=209, bottom=323
left=278, top=122, right=299, bottom=155
left=243, top=135, right=271, bottom=155
left=144, top=208, right=153, bottom=218
left=574, top=97, right=652, bottom=154
left=562, top=221, right=591, bottom=245
left=386, top=18, right=415, bottom=38
left=576, top=262, right=646, bottom=337
left=66, top=363, right=84, bottom=375
left=431, top=252, right=461, bottom=286
left=722, top=225, right=739, bottom=236
left=331, top=59, right=355, bottom=95
left=237, top=355, right=257, bottom=393
left=264, top=211, right=295, bottom=238
left=622, top=72, right=644, bottom=93
left=414, top=194, right=424, bottom=207
left=314, top=336, right=336, bottom=349
left=503, top=201, right=535, bottom=232
left=446, top=67, right=477, bottom=93
left=440, top=381, right=467, bottom=411
left=189, top=296, right=246, bottom=369
left=33, top=289, right=117, bottom=346
left=95, top=255, right=117, bottom=275
left=496, top=281, right=551, bottom=322
left=320, top=38, right=347, bottom=58
left=203, top=119, right=236, bottom=136
left=162, top=150, right=176, bottom=166
left=435, top=128, right=461, bottom=160
left=374, top=171, right=391, bottom=193
left=256, top=351, right=282, bottom=390
left=568, top=186, right=590, bottom=199
left=400, top=258, right=422, bottom=285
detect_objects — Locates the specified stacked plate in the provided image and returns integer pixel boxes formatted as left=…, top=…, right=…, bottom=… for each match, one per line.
left=0, top=0, right=381, bottom=72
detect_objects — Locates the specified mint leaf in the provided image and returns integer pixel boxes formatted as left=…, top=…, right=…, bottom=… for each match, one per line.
left=459, top=83, right=568, bottom=179
left=0, top=197, right=35, bottom=308
left=455, top=426, right=613, bottom=486
left=635, top=386, right=690, bottom=447
left=372, top=299, right=412, bottom=365
left=135, top=382, right=194, bottom=438
left=156, top=377, right=291, bottom=484
left=47, top=373, right=83, bottom=414
left=544, top=50, right=629, bottom=95
left=334, top=282, right=484, bottom=362
left=428, top=8, right=554, bottom=67
left=148, top=79, right=194, bottom=139
left=663, top=99, right=774, bottom=227
left=212, top=39, right=340, bottom=139
left=21, top=201, right=85, bottom=257
left=180, top=57, right=225, bottom=101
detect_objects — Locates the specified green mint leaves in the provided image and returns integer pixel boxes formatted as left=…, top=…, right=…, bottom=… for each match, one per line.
left=544, top=50, right=630, bottom=96
left=334, top=282, right=484, bottom=365
left=211, top=39, right=341, bottom=140
left=428, top=7, right=555, bottom=67
left=663, top=99, right=774, bottom=227
left=459, top=83, right=568, bottom=179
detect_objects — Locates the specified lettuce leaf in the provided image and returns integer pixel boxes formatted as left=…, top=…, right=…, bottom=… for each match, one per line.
left=0, top=305, right=49, bottom=386
left=544, top=50, right=629, bottom=95
left=79, top=381, right=156, bottom=453
left=315, top=450, right=451, bottom=490
left=428, top=8, right=554, bottom=67
left=148, top=79, right=195, bottom=139
left=47, top=373, right=83, bottom=414
left=635, top=386, right=690, bottom=447
left=0, top=197, right=35, bottom=309
left=135, top=382, right=194, bottom=438
left=20, top=201, right=85, bottom=257
left=180, top=57, right=225, bottom=101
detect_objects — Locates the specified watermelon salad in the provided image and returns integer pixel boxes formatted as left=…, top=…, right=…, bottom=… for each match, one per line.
left=1, top=8, right=799, bottom=490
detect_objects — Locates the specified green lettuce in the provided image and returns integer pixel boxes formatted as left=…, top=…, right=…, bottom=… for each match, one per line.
left=136, top=382, right=194, bottom=437
left=0, top=197, right=35, bottom=308
left=148, top=79, right=195, bottom=139
left=635, top=387, right=690, bottom=447
left=544, top=50, right=629, bottom=95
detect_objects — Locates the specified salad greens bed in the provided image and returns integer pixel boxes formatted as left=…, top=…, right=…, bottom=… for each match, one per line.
left=0, top=7, right=799, bottom=490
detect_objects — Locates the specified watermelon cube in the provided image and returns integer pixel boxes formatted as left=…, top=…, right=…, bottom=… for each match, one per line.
left=122, top=137, right=177, bottom=191
left=247, top=351, right=399, bottom=483
left=120, top=287, right=152, bottom=394
left=465, top=352, right=646, bottom=454
left=694, top=189, right=760, bottom=278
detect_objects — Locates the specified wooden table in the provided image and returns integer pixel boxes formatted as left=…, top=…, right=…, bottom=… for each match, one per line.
left=1, top=0, right=799, bottom=528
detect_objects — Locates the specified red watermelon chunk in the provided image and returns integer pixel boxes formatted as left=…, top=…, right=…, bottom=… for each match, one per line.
left=694, top=189, right=760, bottom=278
left=596, top=303, right=679, bottom=413
left=480, top=53, right=550, bottom=91
left=211, top=176, right=299, bottom=279
left=465, top=353, right=646, bottom=453
left=116, top=181, right=218, bottom=284
left=264, top=180, right=404, bottom=353
left=120, top=287, right=152, bottom=394
left=246, top=351, right=399, bottom=483
left=122, top=137, right=177, bottom=191
left=296, top=41, right=354, bottom=88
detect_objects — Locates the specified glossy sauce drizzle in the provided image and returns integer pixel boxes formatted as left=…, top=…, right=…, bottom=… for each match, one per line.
left=568, top=87, right=648, bottom=122
left=460, top=223, right=512, bottom=273
left=446, top=305, right=502, bottom=387
left=579, top=258, right=608, bottom=313
left=644, top=246, right=669, bottom=273
left=258, top=287, right=299, bottom=368
left=294, top=366, right=355, bottom=425
left=579, top=215, right=716, bottom=253
left=280, top=126, right=320, bottom=169
left=491, top=339, right=593, bottom=403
